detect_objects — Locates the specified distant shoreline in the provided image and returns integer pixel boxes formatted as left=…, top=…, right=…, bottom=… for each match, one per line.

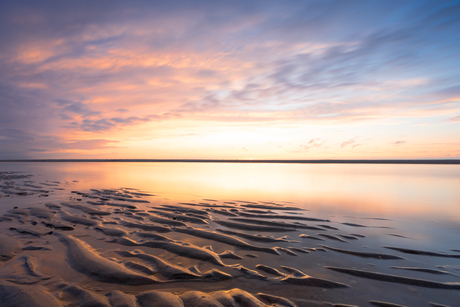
left=0, top=159, right=459, bottom=164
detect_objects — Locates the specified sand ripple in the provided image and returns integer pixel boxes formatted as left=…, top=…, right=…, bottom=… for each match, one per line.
left=1, top=177, right=458, bottom=306
left=0, top=281, right=61, bottom=307
left=56, top=233, right=161, bottom=284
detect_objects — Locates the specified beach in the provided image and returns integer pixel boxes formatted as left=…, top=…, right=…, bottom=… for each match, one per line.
left=2, top=0, right=459, bottom=305
left=0, top=163, right=459, bottom=307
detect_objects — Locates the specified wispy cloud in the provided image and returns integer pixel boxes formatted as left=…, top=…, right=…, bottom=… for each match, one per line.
left=0, top=128, right=119, bottom=159
left=298, top=138, right=326, bottom=152
left=0, top=1, right=459, bottom=158
left=61, top=139, right=119, bottom=150
left=341, top=137, right=358, bottom=148
left=63, top=113, right=175, bottom=132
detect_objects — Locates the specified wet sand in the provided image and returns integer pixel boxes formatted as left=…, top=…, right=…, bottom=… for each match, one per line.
left=0, top=171, right=459, bottom=306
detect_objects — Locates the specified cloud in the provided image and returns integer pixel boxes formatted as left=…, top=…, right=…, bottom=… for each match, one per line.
left=73, top=114, right=172, bottom=132
left=341, top=137, right=358, bottom=148
left=0, top=129, right=36, bottom=159
left=0, top=1, right=459, bottom=158
left=61, top=139, right=119, bottom=150
left=450, top=115, right=460, bottom=122
left=60, top=101, right=100, bottom=117
left=298, top=138, right=326, bottom=151
left=177, top=94, right=222, bottom=113
left=392, top=140, right=406, bottom=145
left=0, top=128, right=119, bottom=159
left=79, top=118, right=114, bottom=132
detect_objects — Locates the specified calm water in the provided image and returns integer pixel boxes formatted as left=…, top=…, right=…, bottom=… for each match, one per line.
left=1, top=162, right=460, bottom=251
left=1, top=162, right=460, bottom=305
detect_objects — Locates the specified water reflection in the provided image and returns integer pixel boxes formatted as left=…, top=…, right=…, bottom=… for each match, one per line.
left=1, top=162, right=459, bottom=222
left=1, top=162, right=460, bottom=306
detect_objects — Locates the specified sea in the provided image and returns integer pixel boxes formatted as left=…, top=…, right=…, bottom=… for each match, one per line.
left=1, top=161, right=459, bottom=251
left=1, top=161, right=460, bottom=306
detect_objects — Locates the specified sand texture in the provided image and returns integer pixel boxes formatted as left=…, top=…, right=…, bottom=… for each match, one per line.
left=0, top=170, right=459, bottom=306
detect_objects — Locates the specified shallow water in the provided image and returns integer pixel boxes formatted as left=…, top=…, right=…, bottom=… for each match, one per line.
left=2, top=162, right=459, bottom=213
left=0, top=162, right=459, bottom=306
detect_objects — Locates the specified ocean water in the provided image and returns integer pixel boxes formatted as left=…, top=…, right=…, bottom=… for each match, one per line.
left=1, top=162, right=460, bottom=306
left=1, top=162, right=459, bottom=249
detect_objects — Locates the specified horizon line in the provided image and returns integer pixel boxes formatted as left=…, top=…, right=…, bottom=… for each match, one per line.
left=0, top=159, right=459, bottom=165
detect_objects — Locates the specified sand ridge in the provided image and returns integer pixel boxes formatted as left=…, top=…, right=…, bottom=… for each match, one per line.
left=0, top=171, right=459, bottom=306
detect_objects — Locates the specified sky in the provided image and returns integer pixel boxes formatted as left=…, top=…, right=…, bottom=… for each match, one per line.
left=0, top=0, right=459, bottom=159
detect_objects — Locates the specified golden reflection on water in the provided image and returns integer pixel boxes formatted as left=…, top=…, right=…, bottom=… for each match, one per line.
left=6, top=162, right=459, bottom=222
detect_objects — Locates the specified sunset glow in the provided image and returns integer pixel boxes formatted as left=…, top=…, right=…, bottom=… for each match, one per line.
left=1, top=1, right=459, bottom=159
